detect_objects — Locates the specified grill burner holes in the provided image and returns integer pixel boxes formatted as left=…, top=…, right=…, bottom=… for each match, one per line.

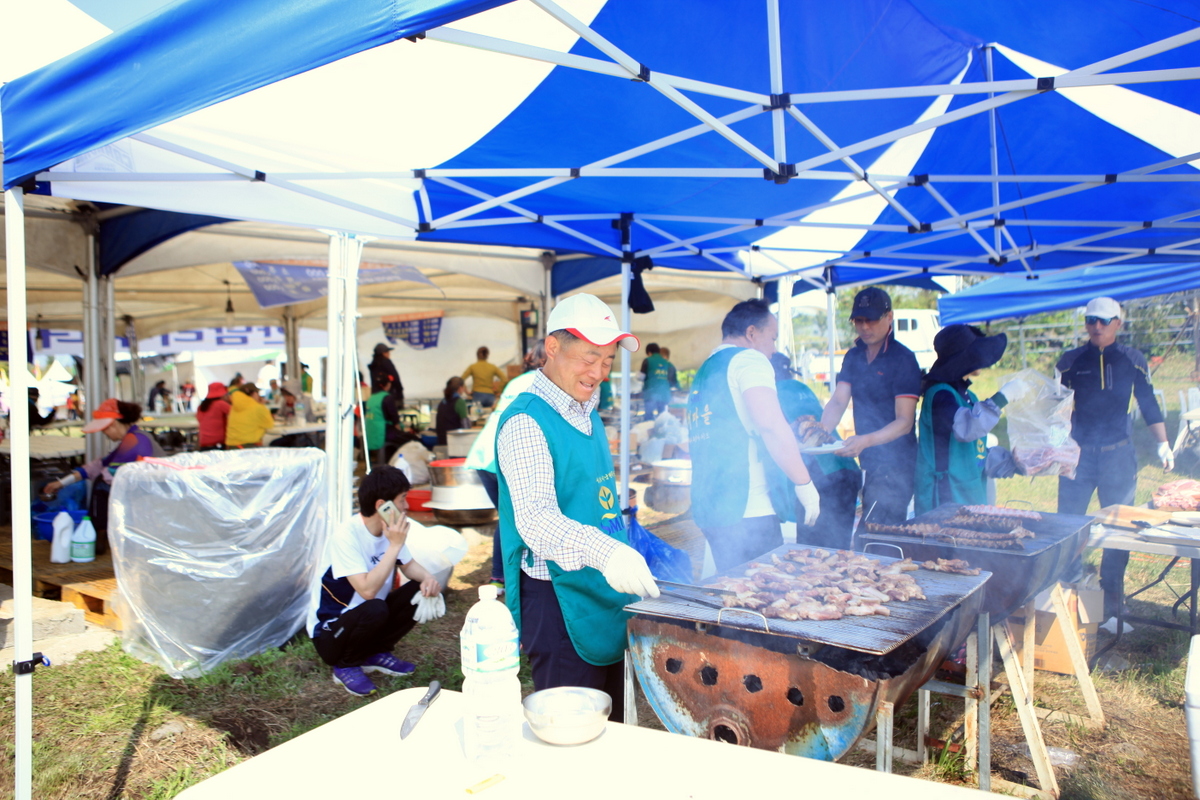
left=700, top=666, right=719, bottom=686
left=665, top=658, right=683, bottom=674
left=743, top=675, right=763, bottom=693
left=712, top=725, right=739, bottom=744
left=787, top=687, right=804, bottom=706
left=828, top=695, right=845, bottom=713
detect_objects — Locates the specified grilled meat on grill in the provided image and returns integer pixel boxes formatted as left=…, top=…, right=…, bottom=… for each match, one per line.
left=921, top=558, right=982, bottom=576
left=945, top=513, right=1029, bottom=532
left=705, top=549, right=925, bottom=621
left=934, top=527, right=1025, bottom=549
left=863, top=521, right=940, bottom=536
left=960, top=504, right=1042, bottom=521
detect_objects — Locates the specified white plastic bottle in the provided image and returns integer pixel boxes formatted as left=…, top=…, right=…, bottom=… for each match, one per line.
left=460, top=584, right=522, bottom=766
left=70, top=515, right=96, bottom=563
left=50, top=511, right=74, bottom=564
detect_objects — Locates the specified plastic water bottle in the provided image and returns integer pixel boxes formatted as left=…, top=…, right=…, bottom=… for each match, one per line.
left=50, top=511, right=74, bottom=564
left=295, top=400, right=306, bottom=422
left=460, top=584, right=522, bottom=766
left=71, top=515, right=96, bottom=563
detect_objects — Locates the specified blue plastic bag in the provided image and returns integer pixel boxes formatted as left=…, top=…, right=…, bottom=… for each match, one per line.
left=30, top=481, right=88, bottom=540
left=626, top=508, right=692, bottom=584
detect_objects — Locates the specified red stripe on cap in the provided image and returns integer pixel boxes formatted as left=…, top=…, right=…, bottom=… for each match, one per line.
left=566, top=328, right=637, bottom=348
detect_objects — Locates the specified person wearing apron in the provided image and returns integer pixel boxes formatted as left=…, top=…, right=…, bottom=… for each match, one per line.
left=495, top=294, right=658, bottom=722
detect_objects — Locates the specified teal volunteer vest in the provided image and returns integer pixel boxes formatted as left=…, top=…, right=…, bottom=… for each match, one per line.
left=643, top=353, right=672, bottom=404
left=364, top=391, right=387, bottom=451
left=689, top=347, right=756, bottom=529
left=914, top=383, right=987, bottom=515
left=496, top=392, right=634, bottom=666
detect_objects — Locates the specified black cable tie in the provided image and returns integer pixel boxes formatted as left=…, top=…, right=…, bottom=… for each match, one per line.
left=1148, top=247, right=1156, bottom=255
left=1143, top=220, right=1153, bottom=228
left=413, top=169, right=426, bottom=179
left=912, top=174, right=929, bottom=186
left=12, top=653, right=49, bottom=675
left=994, top=218, right=1006, bottom=227
left=637, top=64, right=651, bottom=82
left=755, top=219, right=764, bottom=227
left=405, top=32, right=426, bottom=43
left=1105, top=174, right=1117, bottom=183
left=1037, top=76, right=1055, bottom=92
left=253, top=171, right=266, bottom=182
left=418, top=222, right=432, bottom=233
left=570, top=168, right=581, bottom=179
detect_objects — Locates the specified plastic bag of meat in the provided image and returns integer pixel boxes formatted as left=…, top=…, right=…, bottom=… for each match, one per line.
left=1000, top=369, right=1080, bottom=480
left=1152, top=479, right=1200, bottom=510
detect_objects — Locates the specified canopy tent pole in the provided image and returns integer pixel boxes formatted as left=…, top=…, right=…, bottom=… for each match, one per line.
left=83, top=239, right=102, bottom=463
left=826, top=286, right=837, bottom=396
left=283, top=305, right=301, bottom=382
left=103, top=276, right=116, bottom=399
left=985, top=45, right=1002, bottom=254
left=124, top=316, right=144, bottom=409
left=775, top=274, right=795, bottom=365
left=6, top=187, right=35, bottom=800
left=325, top=232, right=364, bottom=530
left=540, top=251, right=554, bottom=340
left=618, top=218, right=632, bottom=513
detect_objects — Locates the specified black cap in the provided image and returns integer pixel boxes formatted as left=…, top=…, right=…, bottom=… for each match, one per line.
left=373, top=342, right=393, bottom=355
left=850, top=287, right=892, bottom=320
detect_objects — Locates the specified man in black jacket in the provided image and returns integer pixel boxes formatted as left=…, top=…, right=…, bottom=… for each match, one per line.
left=1057, top=297, right=1173, bottom=620
left=368, top=342, right=404, bottom=409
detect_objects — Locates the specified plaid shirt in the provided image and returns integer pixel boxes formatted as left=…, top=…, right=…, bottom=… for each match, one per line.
left=496, top=370, right=621, bottom=581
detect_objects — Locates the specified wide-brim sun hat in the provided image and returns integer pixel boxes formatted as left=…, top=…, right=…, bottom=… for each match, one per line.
left=205, top=381, right=227, bottom=400
left=82, top=397, right=122, bottom=433
left=927, top=324, right=1007, bottom=382
left=546, top=293, right=640, bottom=352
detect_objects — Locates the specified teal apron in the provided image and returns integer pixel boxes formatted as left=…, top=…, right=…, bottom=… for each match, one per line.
left=688, top=347, right=754, bottom=529
left=914, top=383, right=987, bottom=515
left=496, top=393, right=635, bottom=666
left=364, top=391, right=387, bottom=451
left=643, top=353, right=672, bottom=407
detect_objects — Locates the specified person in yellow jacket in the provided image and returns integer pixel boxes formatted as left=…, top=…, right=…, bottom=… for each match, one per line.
left=225, top=382, right=275, bottom=447
left=461, top=346, right=508, bottom=408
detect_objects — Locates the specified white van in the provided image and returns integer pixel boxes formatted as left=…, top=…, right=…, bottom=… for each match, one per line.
left=891, top=309, right=940, bottom=370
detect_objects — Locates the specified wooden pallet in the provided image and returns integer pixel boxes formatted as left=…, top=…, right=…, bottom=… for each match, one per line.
left=0, top=534, right=122, bottom=628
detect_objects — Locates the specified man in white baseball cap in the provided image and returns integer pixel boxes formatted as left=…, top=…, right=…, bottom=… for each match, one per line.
left=493, top=293, right=655, bottom=722
left=1058, top=296, right=1172, bottom=623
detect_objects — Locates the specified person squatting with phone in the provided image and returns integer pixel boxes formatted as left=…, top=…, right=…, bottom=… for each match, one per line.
left=306, top=466, right=446, bottom=696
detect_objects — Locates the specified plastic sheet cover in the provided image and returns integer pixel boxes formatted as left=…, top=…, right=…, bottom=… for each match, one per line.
left=109, top=448, right=327, bottom=678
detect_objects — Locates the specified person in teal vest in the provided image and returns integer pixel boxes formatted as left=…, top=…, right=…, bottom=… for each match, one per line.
left=688, top=298, right=820, bottom=572
left=766, top=353, right=863, bottom=551
left=640, top=342, right=673, bottom=419
left=495, top=293, right=658, bottom=722
left=915, top=324, right=1021, bottom=515
left=364, top=374, right=402, bottom=465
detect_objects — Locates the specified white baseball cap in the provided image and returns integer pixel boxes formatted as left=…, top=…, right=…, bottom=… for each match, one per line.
left=546, top=294, right=640, bottom=352
left=1084, top=297, right=1122, bottom=319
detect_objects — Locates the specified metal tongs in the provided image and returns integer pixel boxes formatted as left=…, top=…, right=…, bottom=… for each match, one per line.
left=656, top=580, right=735, bottom=609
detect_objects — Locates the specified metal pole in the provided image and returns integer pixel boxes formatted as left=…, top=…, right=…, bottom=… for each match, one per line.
left=325, top=233, right=364, bottom=528
left=6, top=186, right=35, bottom=800
left=124, top=316, right=143, bottom=409
left=83, top=239, right=102, bottom=463
left=284, top=305, right=301, bottom=382
left=618, top=218, right=632, bottom=512
left=540, top=251, right=554, bottom=340
left=103, top=276, right=116, bottom=399
left=985, top=45, right=1002, bottom=255
left=826, top=287, right=838, bottom=395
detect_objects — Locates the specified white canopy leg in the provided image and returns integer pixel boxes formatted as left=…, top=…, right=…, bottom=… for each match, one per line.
left=619, top=258, right=631, bottom=513
left=6, top=186, right=36, bottom=800
left=826, top=286, right=838, bottom=395
left=102, top=275, right=116, bottom=399
left=283, top=305, right=301, bottom=383
left=325, top=233, right=365, bottom=527
left=83, top=247, right=102, bottom=463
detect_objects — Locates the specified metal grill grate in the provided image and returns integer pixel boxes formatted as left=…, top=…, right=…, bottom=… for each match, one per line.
left=626, top=544, right=990, bottom=655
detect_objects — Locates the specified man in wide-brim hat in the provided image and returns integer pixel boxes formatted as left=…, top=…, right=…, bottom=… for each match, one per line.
left=914, top=324, right=1023, bottom=514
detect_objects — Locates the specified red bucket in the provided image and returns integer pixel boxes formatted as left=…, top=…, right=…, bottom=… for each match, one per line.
left=407, top=489, right=432, bottom=512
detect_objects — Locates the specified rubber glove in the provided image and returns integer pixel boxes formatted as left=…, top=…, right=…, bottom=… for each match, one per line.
left=999, top=379, right=1027, bottom=404
left=1158, top=441, right=1175, bottom=471
left=411, top=592, right=446, bottom=624
left=602, top=543, right=660, bottom=598
left=794, top=481, right=820, bottom=526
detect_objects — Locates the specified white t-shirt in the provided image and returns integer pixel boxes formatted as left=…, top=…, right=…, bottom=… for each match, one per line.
left=711, top=344, right=778, bottom=518
left=306, top=513, right=412, bottom=636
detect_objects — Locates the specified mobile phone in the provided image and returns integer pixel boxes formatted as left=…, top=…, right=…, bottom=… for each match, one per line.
left=378, top=500, right=403, bottom=527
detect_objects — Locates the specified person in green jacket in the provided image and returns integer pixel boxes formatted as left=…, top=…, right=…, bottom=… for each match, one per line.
left=914, top=324, right=1022, bottom=515
left=364, top=374, right=403, bottom=465
left=640, top=342, right=673, bottom=419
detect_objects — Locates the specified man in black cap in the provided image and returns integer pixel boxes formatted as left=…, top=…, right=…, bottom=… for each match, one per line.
left=821, top=287, right=922, bottom=524
left=368, top=342, right=404, bottom=409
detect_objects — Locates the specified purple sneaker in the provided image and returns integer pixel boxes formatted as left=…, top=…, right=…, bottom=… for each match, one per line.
left=333, top=666, right=376, bottom=697
left=362, top=652, right=416, bottom=676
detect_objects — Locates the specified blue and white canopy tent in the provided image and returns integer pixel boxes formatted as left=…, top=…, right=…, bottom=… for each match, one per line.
left=5, top=1, right=1200, bottom=794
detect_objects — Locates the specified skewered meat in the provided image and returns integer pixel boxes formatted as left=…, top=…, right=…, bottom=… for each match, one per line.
left=1153, top=479, right=1200, bottom=511
left=864, top=521, right=940, bottom=536
left=934, top=528, right=1025, bottom=549
left=960, top=505, right=1042, bottom=521
left=705, top=549, right=926, bottom=621
left=945, top=513, right=1029, bottom=532
left=922, top=558, right=982, bottom=576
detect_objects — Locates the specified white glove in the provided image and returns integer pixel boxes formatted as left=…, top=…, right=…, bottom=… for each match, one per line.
left=794, top=481, right=821, bottom=527
left=410, top=592, right=446, bottom=624
left=602, top=543, right=660, bottom=598
left=1158, top=441, right=1175, bottom=471
left=999, top=380, right=1027, bottom=404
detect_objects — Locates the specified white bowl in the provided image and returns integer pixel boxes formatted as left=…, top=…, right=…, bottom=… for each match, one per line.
left=522, top=687, right=610, bottom=745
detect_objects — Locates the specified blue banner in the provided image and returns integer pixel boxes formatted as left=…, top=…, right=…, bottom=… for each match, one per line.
left=233, top=260, right=433, bottom=308
left=382, top=311, right=443, bottom=350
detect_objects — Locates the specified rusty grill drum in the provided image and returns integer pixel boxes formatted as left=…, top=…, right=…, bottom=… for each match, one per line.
left=626, top=545, right=989, bottom=760
left=855, top=504, right=1094, bottom=621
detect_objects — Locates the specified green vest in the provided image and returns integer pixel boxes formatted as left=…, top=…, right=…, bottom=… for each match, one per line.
left=365, top=391, right=387, bottom=450
left=643, top=353, right=672, bottom=403
left=914, top=383, right=987, bottom=515
left=496, top=392, right=633, bottom=666
left=688, top=347, right=753, bottom=529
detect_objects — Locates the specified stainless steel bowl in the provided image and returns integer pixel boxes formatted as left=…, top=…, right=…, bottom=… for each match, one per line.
left=432, top=507, right=498, bottom=526
left=428, top=460, right=483, bottom=488
left=522, top=686, right=611, bottom=745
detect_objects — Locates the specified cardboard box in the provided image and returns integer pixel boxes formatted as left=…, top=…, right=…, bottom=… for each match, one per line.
left=1004, top=584, right=1102, bottom=675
